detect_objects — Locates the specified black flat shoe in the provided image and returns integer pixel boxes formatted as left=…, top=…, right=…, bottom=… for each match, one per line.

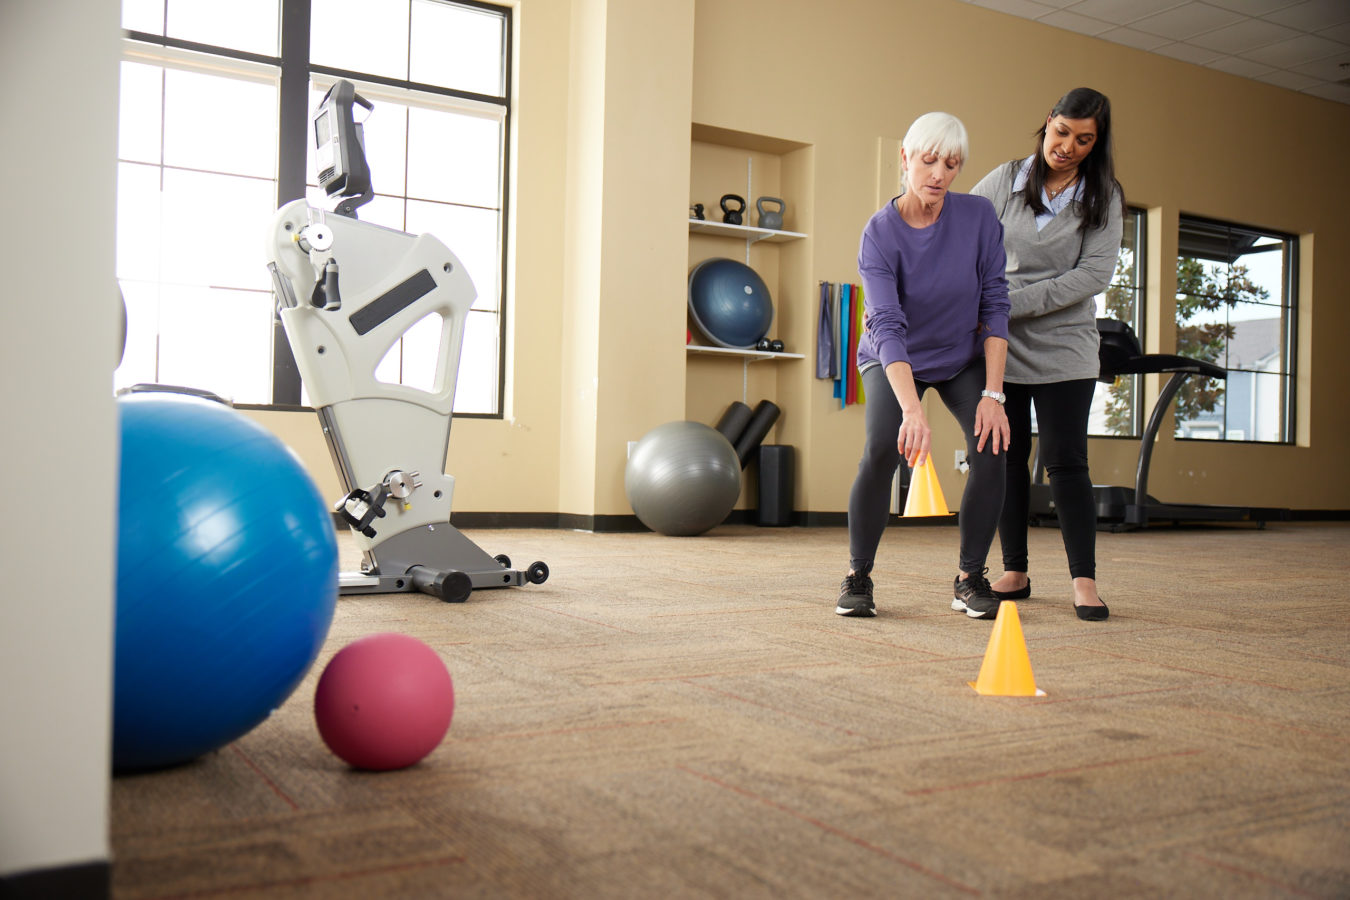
left=992, top=578, right=1030, bottom=600
left=1075, top=597, right=1109, bottom=621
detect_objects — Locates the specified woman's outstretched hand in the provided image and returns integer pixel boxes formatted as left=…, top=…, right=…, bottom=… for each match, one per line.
left=974, top=398, right=1010, bottom=455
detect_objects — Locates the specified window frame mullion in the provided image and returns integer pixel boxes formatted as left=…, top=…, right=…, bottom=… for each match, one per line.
left=270, top=0, right=312, bottom=406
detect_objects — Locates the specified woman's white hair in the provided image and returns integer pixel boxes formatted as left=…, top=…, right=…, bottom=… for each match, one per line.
left=901, top=111, right=968, bottom=166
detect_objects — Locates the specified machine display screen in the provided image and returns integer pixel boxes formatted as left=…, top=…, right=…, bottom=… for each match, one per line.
left=315, top=108, right=333, bottom=149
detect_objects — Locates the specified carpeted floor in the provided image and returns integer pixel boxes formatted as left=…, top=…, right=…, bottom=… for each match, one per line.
left=110, top=521, right=1350, bottom=899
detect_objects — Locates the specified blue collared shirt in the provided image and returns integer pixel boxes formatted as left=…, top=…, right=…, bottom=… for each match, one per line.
left=1012, top=155, right=1082, bottom=231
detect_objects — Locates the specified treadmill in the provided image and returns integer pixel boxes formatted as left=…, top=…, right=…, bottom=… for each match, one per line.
left=1029, top=318, right=1288, bottom=532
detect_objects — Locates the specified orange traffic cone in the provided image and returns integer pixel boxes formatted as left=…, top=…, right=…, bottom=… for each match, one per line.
left=903, top=456, right=952, bottom=517
left=969, top=601, right=1045, bottom=697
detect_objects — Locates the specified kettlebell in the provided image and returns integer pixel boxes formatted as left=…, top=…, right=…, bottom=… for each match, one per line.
left=690, top=202, right=705, bottom=221
left=756, top=196, right=785, bottom=231
left=720, top=194, right=746, bottom=225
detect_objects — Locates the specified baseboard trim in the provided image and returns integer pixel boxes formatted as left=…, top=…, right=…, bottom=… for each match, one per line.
left=329, top=508, right=1348, bottom=534
left=0, top=861, right=109, bottom=900
left=1286, top=509, right=1350, bottom=521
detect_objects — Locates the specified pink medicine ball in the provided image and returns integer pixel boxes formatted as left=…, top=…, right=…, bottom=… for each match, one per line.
left=314, top=633, right=455, bottom=770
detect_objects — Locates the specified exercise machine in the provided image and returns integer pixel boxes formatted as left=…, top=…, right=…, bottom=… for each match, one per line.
left=265, top=80, right=548, bottom=601
left=1029, top=318, right=1287, bottom=532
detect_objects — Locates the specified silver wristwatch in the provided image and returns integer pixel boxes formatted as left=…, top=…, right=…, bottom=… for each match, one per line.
left=980, top=390, right=1006, bottom=405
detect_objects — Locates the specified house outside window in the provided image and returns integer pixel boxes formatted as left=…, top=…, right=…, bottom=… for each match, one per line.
left=1174, top=216, right=1296, bottom=443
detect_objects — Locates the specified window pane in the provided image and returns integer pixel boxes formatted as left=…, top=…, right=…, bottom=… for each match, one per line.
left=410, top=0, right=506, bottom=96
left=1226, top=304, right=1286, bottom=375
left=164, top=69, right=278, bottom=178
left=405, top=200, right=499, bottom=312
left=1089, top=208, right=1145, bottom=437
left=123, top=0, right=511, bottom=414
left=1175, top=375, right=1225, bottom=439
left=156, top=286, right=274, bottom=402
left=374, top=314, right=448, bottom=395
left=166, top=0, right=280, bottom=56
left=359, top=195, right=409, bottom=231
left=1238, top=372, right=1287, bottom=442
left=311, top=0, right=410, bottom=81
left=1175, top=217, right=1293, bottom=442
left=122, top=0, right=164, bottom=34
left=116, top=163, right=163, bottom=283
left=454, top=309, right=498, bottom=414
left=406, top=106, right=502, bottom=207
left=1090, top=374, right=1136, bottom=437
left=119, top=62, right=164, bottom=164
left=159, top=169, right=277, bottom=290
left=399, top=312, right=448, bottom=394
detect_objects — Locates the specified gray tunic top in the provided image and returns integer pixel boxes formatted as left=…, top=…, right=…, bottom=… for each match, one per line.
left=970, top=158, right=1124, bottom=384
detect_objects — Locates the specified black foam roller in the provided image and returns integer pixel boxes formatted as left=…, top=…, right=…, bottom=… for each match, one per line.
left=734, top=399, right=781, bottom=466
left=714, top=401, right=753, bottom=445
left=756, top=445, right=795, bottom=526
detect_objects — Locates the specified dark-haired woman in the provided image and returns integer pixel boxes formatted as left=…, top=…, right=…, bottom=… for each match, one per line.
left=970, top=87, right=1125, bottom=622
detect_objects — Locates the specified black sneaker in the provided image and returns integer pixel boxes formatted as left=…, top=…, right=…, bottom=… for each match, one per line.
left=836, top=572, right=876, bottom=617
left=952, top=569, right=1000, bottom=620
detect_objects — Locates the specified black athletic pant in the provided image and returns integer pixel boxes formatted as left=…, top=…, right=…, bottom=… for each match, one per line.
left=998, top=378, right=1097, bottom=579
left=848, top=362, right=1006, bottom=576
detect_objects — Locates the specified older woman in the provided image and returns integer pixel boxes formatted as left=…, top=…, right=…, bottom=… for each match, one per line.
left=837, top=112, right=1011, bottom=620
left=970, top=87, right=1125, bottom=622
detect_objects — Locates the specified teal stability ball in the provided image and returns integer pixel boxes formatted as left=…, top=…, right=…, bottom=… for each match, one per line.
left=113, top=392, right=338, bottom=771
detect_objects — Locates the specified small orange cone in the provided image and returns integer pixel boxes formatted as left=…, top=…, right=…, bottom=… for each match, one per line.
left=903, top=456, right=952, bottom=517
left=969, top=601, right=1046, bottom=697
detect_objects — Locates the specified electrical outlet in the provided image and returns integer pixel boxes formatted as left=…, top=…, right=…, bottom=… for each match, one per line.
left=954, top=449, right=969, bottom=474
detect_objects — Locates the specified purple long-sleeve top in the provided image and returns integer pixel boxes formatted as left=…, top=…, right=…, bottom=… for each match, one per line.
left=856, top=192, right=1010, bottom=383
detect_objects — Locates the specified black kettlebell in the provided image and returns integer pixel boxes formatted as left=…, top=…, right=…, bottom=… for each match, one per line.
left=756, top=338, right=772, bottom=351
left=769, top=339, right=784, bottom=353
left=720, top=194, right=746, bottom=225
left=690, top=202, right=705, bottom=221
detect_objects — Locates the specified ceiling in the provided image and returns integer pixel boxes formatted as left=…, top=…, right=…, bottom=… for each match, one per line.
left=956, top=0, right=1350, bottom=106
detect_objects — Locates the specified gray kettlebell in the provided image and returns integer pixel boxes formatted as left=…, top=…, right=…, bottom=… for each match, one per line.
left=756, top=196, right=785, bottom=231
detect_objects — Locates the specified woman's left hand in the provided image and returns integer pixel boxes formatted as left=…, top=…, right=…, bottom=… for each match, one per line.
left=974, top=398, right=1010, bottom=455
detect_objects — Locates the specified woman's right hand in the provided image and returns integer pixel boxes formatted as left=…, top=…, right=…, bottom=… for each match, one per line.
left=897, top=404, right=931, bottom=469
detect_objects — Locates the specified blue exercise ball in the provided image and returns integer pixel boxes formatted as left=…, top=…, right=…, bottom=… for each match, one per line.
left=625, top=421, right=741, bottom=536
left=688, top=257, right=774, bottom=349
left=113, top=392, right=338, bottom=771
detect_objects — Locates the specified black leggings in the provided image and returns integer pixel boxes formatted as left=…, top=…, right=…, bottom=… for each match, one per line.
left=998, top=379, right=1097, bottom=579
left=848, top=363, right=1006, bottom=575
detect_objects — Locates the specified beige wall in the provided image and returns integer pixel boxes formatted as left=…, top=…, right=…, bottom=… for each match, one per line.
left=266, top=0, right=1350, bottom=519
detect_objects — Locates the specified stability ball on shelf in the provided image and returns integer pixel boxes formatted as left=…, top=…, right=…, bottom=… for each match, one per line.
left=112, top=392, right=338, bottom=772
left=625, top=421, right=741, bottom=536
left=688, top=257, right=774, bottom=350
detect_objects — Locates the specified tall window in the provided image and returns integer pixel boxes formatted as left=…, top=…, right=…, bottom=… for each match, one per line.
left=1174, top=216, right=1296, bottom=443
left=1094, top=206, right=1146, bottom=437
left=115, top=0, right=511, bottom=415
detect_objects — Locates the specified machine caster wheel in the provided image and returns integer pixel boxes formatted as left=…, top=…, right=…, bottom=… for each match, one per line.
left=526, top=561, right=549, bottom=585
left=493, top=553, right=512, bottom=569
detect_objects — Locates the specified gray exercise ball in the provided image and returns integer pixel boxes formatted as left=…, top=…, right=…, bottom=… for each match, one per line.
left=625, top=421, right=742, bottom=536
